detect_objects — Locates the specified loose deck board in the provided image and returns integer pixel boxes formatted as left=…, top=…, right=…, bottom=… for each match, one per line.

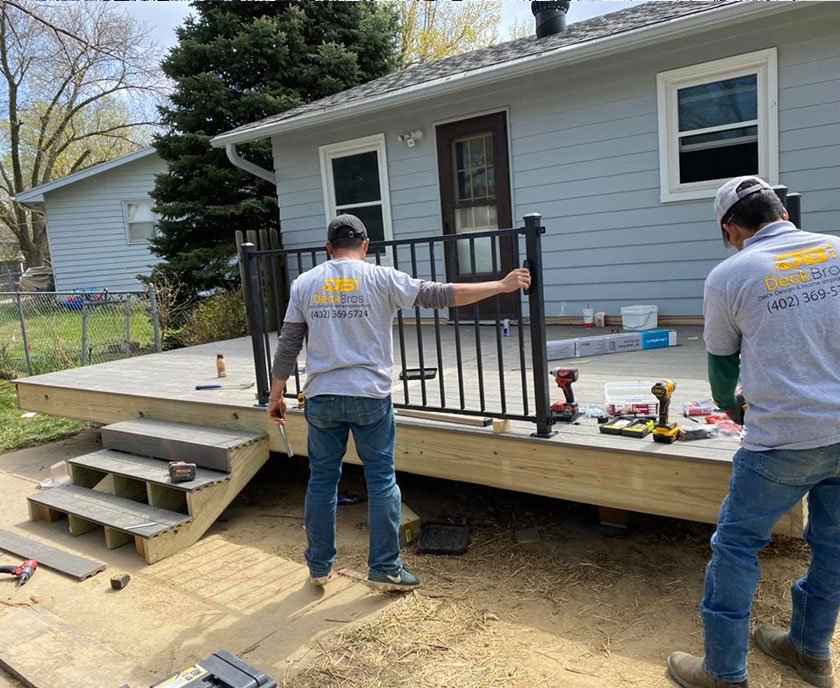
left=0, top=528, right=105, bottom=581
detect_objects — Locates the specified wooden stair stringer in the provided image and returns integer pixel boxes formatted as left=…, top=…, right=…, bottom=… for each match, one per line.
left=136, top=436, right=269, bottom=563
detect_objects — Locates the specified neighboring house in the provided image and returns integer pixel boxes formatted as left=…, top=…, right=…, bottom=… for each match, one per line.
left=212, top=1, right=840, bottom=319
left=15, top=148, right=166, bottom=292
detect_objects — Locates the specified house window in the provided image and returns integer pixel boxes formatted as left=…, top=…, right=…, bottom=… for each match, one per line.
left=123, top=200, right=158, bottom=244
left=657, top=48, right=778, bottom=202
left=319, top=134, right=392, bottom=243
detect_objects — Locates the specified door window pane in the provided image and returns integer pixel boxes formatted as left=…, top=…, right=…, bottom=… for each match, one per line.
left=337, top=204, right=384, bottom=243
left=332, top=151, right=381, bottom=206
left=454, top=203, right=497, bottom=273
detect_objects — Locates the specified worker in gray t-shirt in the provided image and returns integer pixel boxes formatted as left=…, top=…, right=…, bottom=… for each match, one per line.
left=668, top=177, right=840, bottom=688
left=267, top=213, right=530, bottom=592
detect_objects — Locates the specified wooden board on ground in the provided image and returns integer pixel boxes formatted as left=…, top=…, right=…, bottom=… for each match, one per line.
left=0, top=529, right=105, bottom=581
left=0, top=606, right=155, bottom=688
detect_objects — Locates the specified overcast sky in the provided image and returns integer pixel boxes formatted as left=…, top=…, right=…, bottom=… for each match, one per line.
left=125, top=1, right=649, bottom=52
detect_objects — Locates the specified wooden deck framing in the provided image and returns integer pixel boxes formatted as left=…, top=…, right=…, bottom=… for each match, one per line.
left=13, top=325, right=806, bottom=536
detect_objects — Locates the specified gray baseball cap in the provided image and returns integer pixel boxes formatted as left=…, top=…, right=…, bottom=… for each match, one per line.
left=714, top=175, right=774, bottom=226
left=327, top=214, right=368, bottom=242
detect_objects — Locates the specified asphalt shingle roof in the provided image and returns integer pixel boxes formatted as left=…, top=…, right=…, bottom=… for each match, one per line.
left=222, top=1, right=729, bottom=139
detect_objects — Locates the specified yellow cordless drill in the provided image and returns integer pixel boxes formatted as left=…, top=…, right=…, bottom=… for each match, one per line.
left=651, top=380, right=680, bottom=443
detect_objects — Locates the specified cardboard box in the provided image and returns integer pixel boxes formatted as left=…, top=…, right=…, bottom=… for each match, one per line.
left=546, top=329, right=677, bottom=361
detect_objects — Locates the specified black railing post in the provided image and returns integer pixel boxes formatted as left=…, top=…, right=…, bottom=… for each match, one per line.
left=523, top=213, right=556, bottom=438
left=241, top=242, right=271, bottom=406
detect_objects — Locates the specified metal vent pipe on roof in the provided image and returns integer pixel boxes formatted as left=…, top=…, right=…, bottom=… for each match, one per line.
left=531, top=1, right=571, bottom=38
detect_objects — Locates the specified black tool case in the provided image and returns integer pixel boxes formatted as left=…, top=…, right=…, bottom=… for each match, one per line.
left=150, top=650, right=277, bottom=688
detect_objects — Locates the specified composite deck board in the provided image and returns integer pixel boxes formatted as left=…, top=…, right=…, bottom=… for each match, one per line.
left=28, top=484, right=190, bottom=537
left=0, top=528, right=106, bottom=580
left=68, top=449, right=228, bottom=490
left=101, top=419, right=263, bottom=472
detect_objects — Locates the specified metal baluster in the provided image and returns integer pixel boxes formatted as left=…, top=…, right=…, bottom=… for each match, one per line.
left=491, top=237, right=506, bottom=414
left=512, top=233, right=529, bottom=417
left=469, top=237, right=485, bottom=412
left=410, top=243, right=428, bottom=406
left=393, top=245, right=410, bottom=405
left=428, top=239, right=446, bottom=408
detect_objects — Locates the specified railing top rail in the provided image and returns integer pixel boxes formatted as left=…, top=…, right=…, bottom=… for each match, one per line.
left=241, top=225, right=526, bottom=259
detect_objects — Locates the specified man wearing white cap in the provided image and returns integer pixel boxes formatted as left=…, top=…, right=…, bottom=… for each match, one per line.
left=668, top=177, right=840, bottom=688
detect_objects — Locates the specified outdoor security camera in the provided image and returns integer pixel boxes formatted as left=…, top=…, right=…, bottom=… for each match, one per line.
left=398, top=129, right=424, bottom=147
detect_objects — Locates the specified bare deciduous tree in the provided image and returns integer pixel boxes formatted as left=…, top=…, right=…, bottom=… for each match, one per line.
left=0, top=0, right=166, bottom=267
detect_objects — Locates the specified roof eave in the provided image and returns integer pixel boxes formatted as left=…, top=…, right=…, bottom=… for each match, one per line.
left=210, top=1, right=803, bottom=148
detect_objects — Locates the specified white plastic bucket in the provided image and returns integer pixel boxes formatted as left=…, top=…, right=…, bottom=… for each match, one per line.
left=621, top=305, right=658, bottom=331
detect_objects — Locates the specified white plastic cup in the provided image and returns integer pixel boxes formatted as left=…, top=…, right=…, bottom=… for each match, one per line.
left=582, top=307, right=594, bottom=329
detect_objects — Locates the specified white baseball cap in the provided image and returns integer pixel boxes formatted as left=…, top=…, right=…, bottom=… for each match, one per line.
left=714, top=176, right=774, bottom=226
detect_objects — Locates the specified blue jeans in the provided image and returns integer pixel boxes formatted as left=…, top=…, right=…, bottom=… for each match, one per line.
left=303, top=395, right=402, bottom=577
left=702, top=443, right=840, bottom=682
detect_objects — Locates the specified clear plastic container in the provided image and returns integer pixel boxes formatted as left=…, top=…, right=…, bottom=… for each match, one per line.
left=604, top=381, right=659, bottom=417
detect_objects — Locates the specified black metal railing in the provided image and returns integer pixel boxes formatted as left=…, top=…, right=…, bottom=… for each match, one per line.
left=240, top=213, right=556, bottom=437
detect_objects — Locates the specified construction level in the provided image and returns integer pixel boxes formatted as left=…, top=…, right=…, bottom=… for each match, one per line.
left=13, top=324, right=805, bottom=536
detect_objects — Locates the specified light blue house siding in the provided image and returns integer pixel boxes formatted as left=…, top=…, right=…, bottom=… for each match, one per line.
left=35, top=153, right=166, bottom=292
left=271, top=4, right=840, bottom=317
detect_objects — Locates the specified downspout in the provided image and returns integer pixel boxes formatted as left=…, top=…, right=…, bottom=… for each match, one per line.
left=225, top=144, right=276, bottom=185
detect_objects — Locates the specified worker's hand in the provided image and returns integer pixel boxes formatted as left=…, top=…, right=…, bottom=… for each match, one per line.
left=267, top=396, right=287, bottom=425
left=499, top=268, right=531, bottom=293
left=723, top=394, right=746, bottom=425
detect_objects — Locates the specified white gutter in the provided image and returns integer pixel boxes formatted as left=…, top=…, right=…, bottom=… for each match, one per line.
left=225, top=144, right=276, bottom=184
left=210, top=1, right=805, bottom=148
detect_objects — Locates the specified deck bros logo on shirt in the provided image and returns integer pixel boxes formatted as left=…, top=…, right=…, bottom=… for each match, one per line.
left=312, top=276, right=364, bottom=305
left=764, top=244, right=839, bottom=292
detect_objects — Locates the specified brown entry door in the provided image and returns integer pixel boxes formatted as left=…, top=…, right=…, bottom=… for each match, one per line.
left=436, top=112, right=516, bottom=320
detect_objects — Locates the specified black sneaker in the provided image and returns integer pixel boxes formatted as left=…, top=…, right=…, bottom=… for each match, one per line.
left=366, top=568, right=420, bottom=592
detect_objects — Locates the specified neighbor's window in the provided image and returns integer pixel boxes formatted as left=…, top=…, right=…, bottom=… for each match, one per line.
left=319, top=134, right=392, bottom=243
left=123, top=200, right=158, bottom=244
left=657, top=48, right=778, bottom=202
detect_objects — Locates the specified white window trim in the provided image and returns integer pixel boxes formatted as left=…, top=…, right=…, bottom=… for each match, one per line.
left=122, top=199, right=158, bottom=245
left=318, top=133, right=393, bottom=243
left=657, top=48, right=778, bottom=203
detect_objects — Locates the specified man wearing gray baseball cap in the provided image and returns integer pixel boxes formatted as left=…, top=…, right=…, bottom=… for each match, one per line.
left=267, top=213, right=531, bottom=593
left=668, top=177, right=840, bottom=688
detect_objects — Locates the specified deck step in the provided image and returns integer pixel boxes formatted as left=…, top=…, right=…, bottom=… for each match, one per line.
left=101, top=418, right=264, bottom=472
left=28, top=484, right=190, bottom=538
left=68, top=449, right=229, bottom=491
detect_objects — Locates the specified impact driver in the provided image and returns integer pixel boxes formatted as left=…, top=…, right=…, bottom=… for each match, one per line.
left=651, top=380, right=680, bottom=443
left=550, top=367, right=580, bottom=422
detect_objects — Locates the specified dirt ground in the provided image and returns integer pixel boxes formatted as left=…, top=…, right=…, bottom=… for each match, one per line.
left=0, top=434, right=835, bottom=687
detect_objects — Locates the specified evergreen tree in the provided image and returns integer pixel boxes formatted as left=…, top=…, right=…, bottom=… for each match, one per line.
left=151, top=1, right=400, bottom=292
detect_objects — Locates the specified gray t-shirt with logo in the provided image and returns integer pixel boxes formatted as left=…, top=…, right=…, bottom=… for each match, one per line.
left=704, top=220, right=840, bottom=451
left=284, top=258, right=423, bottom=399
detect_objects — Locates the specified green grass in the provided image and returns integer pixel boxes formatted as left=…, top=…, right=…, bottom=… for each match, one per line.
left=0, top=380, right=88, bottom=452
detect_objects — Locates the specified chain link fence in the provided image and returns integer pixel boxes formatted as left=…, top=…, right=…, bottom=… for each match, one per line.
left=0, top=287, right=162, bottom=379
